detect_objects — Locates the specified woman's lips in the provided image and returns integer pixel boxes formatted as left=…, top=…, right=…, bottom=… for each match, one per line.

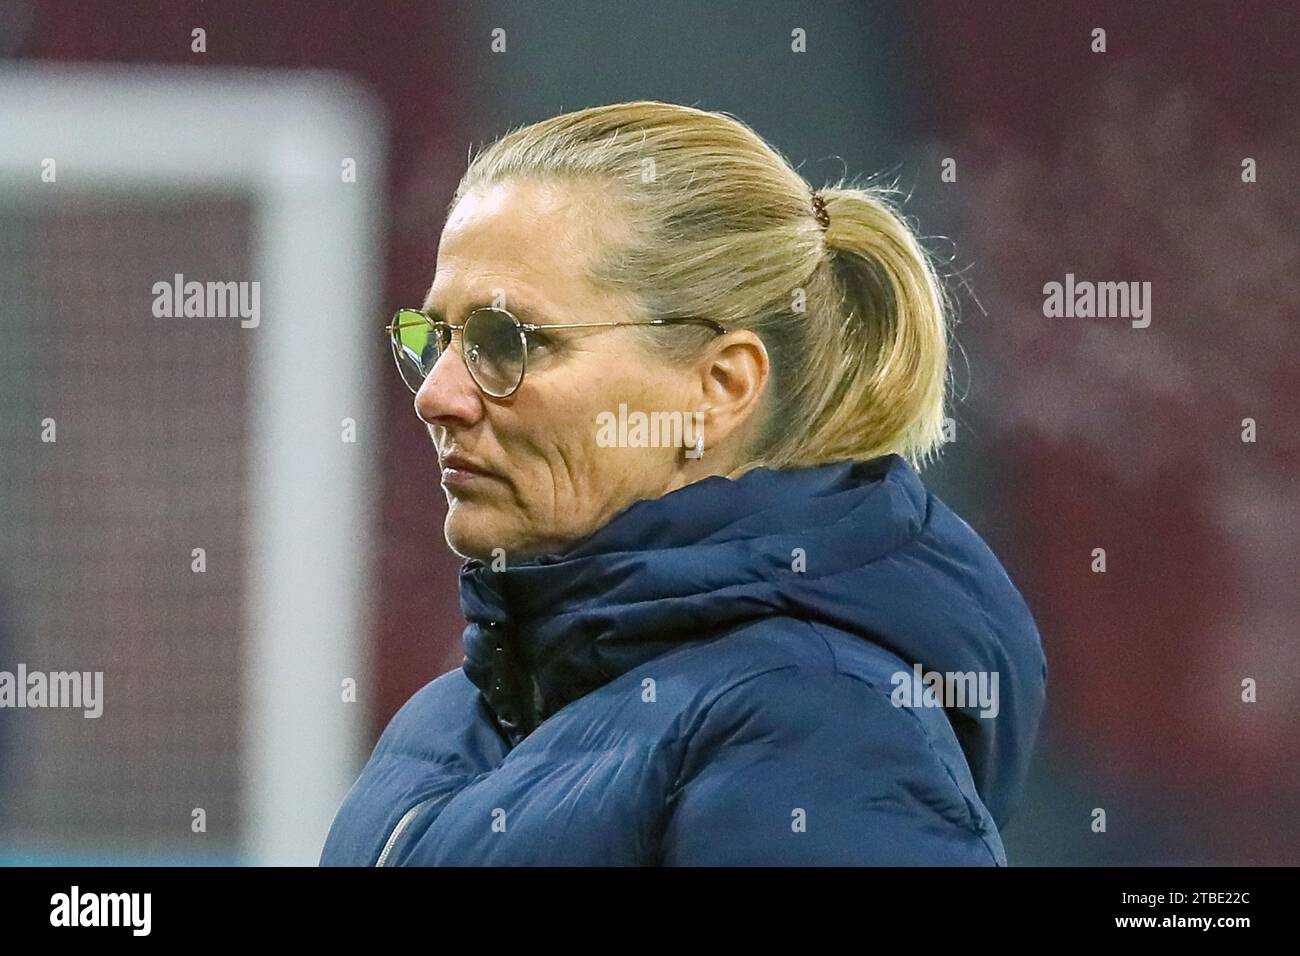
left=439, top=455, right=496, bottom=491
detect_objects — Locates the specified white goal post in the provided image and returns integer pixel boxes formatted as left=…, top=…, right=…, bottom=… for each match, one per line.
left=0, top=64, right=386, bottom=865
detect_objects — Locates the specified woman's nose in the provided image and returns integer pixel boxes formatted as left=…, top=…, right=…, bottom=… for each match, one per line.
left=414, top=346, right=483, bottom=428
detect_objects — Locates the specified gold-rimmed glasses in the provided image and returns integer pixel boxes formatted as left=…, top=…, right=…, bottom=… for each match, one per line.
left=386, top=306, right=727, bottom=398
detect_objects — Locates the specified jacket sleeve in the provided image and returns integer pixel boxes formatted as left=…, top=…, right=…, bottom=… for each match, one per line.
left=657, top=664, right=1005, bottom=866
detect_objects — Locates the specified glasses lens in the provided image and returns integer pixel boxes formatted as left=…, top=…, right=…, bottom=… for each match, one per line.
left=463, top=309, right=525, bottom=397
left=390, top=309, right=440, bottom=392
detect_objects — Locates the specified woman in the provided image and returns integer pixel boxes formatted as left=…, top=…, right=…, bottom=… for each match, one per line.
left=321, top=101, right=1046, bottom=866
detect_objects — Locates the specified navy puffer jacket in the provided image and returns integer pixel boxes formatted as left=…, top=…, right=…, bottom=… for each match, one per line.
left=320, top=454, right=1047, bottom=865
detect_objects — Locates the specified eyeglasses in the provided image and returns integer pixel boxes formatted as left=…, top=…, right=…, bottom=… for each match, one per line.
left=386, top=306, right=728, bottom=398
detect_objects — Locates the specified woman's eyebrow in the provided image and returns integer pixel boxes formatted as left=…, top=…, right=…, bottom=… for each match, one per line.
left=420, top=298, right=551, bottom=324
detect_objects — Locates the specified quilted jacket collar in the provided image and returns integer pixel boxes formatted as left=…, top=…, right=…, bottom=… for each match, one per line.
left=458, top=455, right=916, bottom=745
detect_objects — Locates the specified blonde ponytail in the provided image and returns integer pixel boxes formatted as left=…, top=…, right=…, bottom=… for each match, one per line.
left=784, top=183, right=950, bottom=469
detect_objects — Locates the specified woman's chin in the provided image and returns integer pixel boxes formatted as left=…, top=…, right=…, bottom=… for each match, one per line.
left=443, top=509, right=499, bottom=562
left=443, top=506, right=533, bottom=563
left=444, top=508, right=584, bottom=564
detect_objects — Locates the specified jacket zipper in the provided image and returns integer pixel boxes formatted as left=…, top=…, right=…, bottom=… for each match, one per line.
left=375, top=796, right=439, bottom=867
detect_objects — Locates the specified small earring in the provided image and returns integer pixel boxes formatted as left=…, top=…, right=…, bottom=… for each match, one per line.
left=684, top=431, right=704, bottom=460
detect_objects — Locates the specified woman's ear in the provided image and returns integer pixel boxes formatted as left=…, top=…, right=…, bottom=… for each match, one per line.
left=695, top=330, right=769, bottom=454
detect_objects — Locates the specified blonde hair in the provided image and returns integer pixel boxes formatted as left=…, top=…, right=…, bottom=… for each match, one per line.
left=451, top=101, right=950, bottom=472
